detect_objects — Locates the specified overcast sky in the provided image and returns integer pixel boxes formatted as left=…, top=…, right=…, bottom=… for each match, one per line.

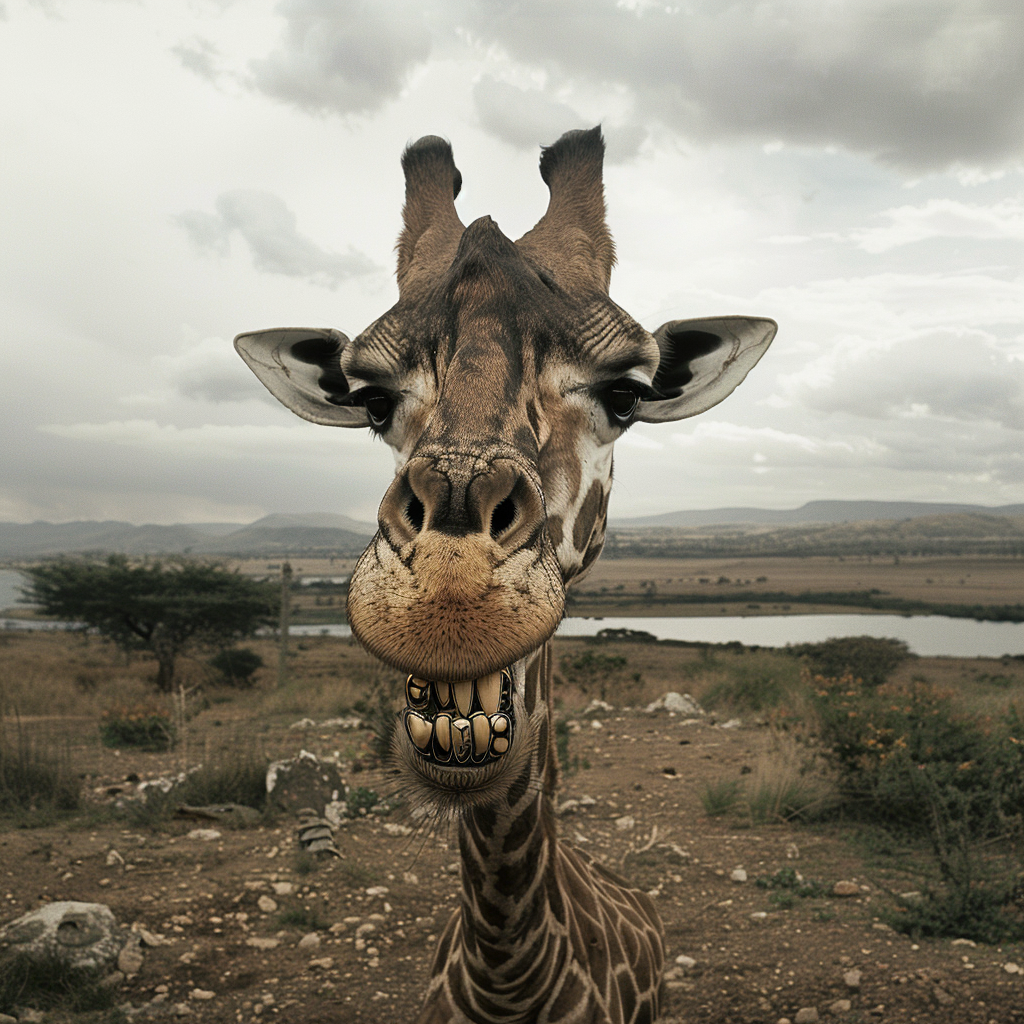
left=2, top=0, right=1022, bottom=525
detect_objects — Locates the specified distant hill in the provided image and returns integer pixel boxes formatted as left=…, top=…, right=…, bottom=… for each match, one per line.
left=612, top=500, right=1024, bottom=529
left=0, top=513, right=377, bottom=559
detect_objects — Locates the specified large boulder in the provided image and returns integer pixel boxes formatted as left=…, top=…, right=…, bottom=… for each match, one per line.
left=266, top=750, right=345, bottom=815
left=0, top=901, right=127, bottom=970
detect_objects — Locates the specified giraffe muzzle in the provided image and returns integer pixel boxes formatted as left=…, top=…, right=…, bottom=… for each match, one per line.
left=402, top=669, right=515, bottom=766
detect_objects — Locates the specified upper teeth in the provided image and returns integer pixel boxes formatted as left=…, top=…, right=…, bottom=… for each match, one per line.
left=407, top=671, right=509, bottom=717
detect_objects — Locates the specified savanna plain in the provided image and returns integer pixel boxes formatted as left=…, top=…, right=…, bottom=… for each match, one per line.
left=1, top=554, right=1023, bottom=1024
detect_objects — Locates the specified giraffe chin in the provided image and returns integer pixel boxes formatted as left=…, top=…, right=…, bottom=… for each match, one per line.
left=401, top=668, right=515, bottom=768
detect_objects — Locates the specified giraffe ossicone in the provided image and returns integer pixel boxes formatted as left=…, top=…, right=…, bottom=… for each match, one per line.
left=236, top=127, right=775, bottom=1024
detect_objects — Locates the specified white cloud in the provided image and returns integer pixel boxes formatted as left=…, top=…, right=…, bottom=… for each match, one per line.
left=176, top=190, right=378, bottom=288
left=851, top=198, right=1024, bottom=252
left=153, top=337, right=263, bottom=405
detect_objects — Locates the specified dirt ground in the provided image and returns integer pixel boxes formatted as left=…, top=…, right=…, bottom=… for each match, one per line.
left=3, top=696, right=1023, bottom=1024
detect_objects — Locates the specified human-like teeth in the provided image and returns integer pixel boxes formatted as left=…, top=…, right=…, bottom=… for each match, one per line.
left=452, top=718, right=472, bottom=762
left=476, top=671, right=502, bottom=715
left=406, top=678, right=430, bottom=708
left=452, top=680, right=474, bottom=717
left=490, top=713, right=510, bottom=735
left=470, top=713, right=490, bottom=760
left=405, top=711, right=432, bottom=751
left=434, top=714, right=452, bottom=756
left=433, top=682, right=452, bottom=708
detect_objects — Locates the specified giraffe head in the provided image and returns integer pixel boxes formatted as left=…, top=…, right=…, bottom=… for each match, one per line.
left=235, top=128, right=774, bottom=806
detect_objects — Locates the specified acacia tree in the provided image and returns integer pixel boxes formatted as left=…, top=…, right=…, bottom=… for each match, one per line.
left=22, top=556, right=279, bottom=692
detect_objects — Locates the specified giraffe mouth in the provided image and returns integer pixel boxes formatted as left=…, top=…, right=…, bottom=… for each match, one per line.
left=402, top=669, right=515, bottom=767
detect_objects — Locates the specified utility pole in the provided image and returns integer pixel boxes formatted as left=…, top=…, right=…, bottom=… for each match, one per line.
left=278, top=560, right=292, bottom=689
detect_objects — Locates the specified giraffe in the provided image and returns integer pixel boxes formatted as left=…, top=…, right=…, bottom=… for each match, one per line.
left=234, top=127, right=775, bottom=1024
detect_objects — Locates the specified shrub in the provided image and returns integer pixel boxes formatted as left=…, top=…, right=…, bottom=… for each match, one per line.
left=790, top=636, right=910, bottom=687
left=812, top=675, right=1024, bottom=941
left=0, top=726, right=80, bottom=815
left=701, top=779, right=741, bottom=817
left=0, top=953, right=117, bottom=1015
left=99, top=704, right=174, bottom=751
left=560, top=650, right=628, bottom=702
left=701, top=653, right=802, bottom=714
left=209, top=647, right=264, bottom=688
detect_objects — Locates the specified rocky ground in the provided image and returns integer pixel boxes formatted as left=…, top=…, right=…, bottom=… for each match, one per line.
left=2, top=706, right=1023, bottom=1024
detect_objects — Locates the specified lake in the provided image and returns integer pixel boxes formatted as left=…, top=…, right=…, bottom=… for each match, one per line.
left=3, top=567, right=1021, bottom=657
left=283, top=613, right=1023, bottom=658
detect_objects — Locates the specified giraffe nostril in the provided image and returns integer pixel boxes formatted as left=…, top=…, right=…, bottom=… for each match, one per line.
left=490, top=497, right=517, bottom=539
left=406, top=495, right=425, bottom=533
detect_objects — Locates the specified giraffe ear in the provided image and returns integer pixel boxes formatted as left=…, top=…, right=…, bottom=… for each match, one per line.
left=635, top=316, right=776, bottom=423
left=233, top=327, right=369, bottom=428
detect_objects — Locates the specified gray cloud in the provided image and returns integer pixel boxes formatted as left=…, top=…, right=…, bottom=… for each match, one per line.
left=176, top=190, right=377, bottom=288
left=246, top=0, right=1024, bottom=172
left=784, top=329, right=1024, bottom=431
left=172, top=37, right=222, bottom=83
left=472, top=76, right=646, bottom=161
left=250, top=0, right=431, bottom=115
left=461, top=0, right=1024, bottom=171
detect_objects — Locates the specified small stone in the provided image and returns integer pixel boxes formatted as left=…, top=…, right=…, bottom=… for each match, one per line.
left=245, top=937, right=280, bottom=949
left=190, top=989, right=215, bottom=1001
left=402, top=872, right=419, bottom=885
left=730, top=868, right=748, bottom=883
left=674, top=954, right=697, bottom=970
left=257, top=895, right=278, bottom=913
left=365, top=886, right=389, bottom=897
left=794, top=1009, right=819, bottom=1024
left=106, top=849, right=125, bottom=867
left=829, top=999, right=851, bottom=1014
left=833, top=881, right=860, bottom=897
left=308, top=956, right=334, bottom=970
left=187, top=829, right=221, bottom=842
left=932, top=986, right=954, bottom=1006
left=383, top=823, right=412, bottom=836
left=614, top=815, right=635, bottom=831
left=750, top=911, right=768, bottom=921
left=297, top=932, right=320, bottom=949
left=1003, top=962, right=1021, bottom=974
left=173, top=1003, right=192, bottom=1017
left=271, top=882, right=294, bottom=896
left=950, top=938, right=976, bottom=947
left=355, top=922, right=377, bottom=938
left=117, top=937, right=144, bottom=975
left=843, top=969, right=862, bottom=990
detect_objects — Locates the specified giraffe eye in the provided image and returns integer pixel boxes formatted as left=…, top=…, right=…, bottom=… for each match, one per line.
left=605, top=385, right=641, bottom=424
left=358, top=390, right=394, bottom=429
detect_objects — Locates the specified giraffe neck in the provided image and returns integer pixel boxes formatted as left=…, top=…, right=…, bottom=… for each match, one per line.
left=445, top=643, right=566, bottom=1015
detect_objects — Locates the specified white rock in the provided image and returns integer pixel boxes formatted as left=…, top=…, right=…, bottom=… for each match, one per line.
left=730, top=868, right=748, bottom=883
left=674, top=954, right=697, bottom=970
left=257, top=895, right=278, bottom=913
left=383, top=823, right=412, bottom=836
left=829, top=999, right=852, bottom=1014
left=190, top=989, right=215, bottom=1001
left=590, top=720, right=603, bottom=730
left=246, top=937, right=280, bottom=950
left=583, top=699, right=614, bottom=714
left=365, top=886, right=390, bottom=897
left=794, top=1009, right=819, bottom=1024
left=614, top=815, right=635, bottom=831
left=1003, top=962, right=1021, bottom=974
left=106, top=849, right=125, bottom=867
left=719, top=718, right=742, bottom=729
left=271, top=882, right=294, bottom=896
left=187, top=829, right=221, bottom=842
left=297, top=932, right=321, bottom=949
left=0, top=901, right=126, bottom=971
left=645, top=692, right=703, bottom=715
left=843, top=969, right=862, bottom=990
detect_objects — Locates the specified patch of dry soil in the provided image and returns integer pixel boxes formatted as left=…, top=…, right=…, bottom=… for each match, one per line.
left=2, top=713, right=1023, bottom=1024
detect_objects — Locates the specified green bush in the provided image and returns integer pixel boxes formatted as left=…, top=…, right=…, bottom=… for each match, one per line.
left=209, top=647, right=264, bottom=688
left=812, top=675, right=1024, bottom=941
left=701, top=653, right=802, bottom=714
left=791, top=636, right=910, bottom=687
left=99, top=705, right=174, bottom=751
